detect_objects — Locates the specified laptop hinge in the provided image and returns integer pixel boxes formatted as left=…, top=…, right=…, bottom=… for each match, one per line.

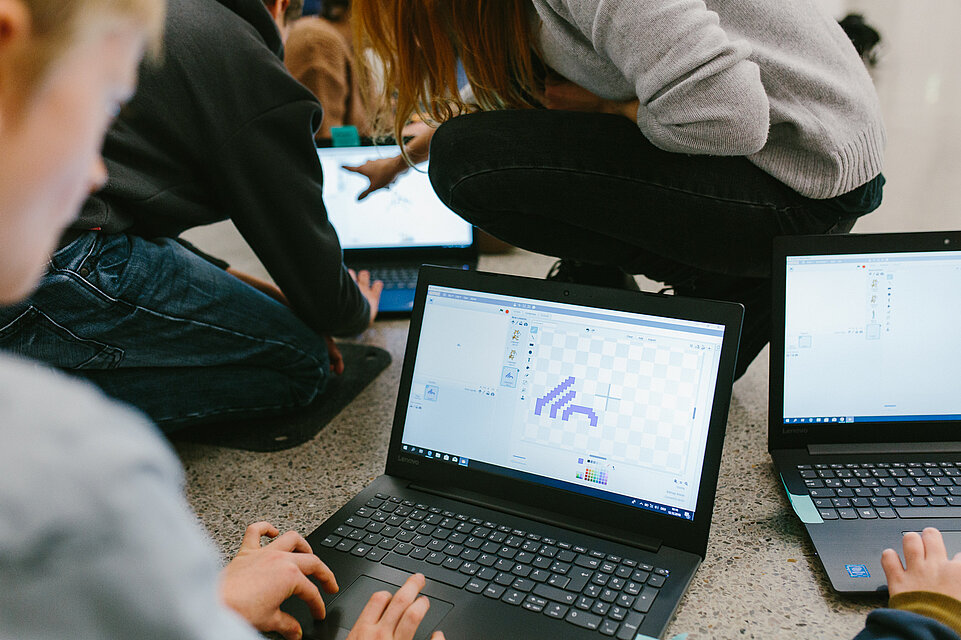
left=409, top=483, right=661, bottom=553
left=808, top=442, right=961, bottom=455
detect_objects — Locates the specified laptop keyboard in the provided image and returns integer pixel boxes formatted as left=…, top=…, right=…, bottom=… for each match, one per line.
left=367, top=267, right=418, bottom=290
left=320, top=493, right=670, bottom=638
left=797, top=462, right=961, bottom=520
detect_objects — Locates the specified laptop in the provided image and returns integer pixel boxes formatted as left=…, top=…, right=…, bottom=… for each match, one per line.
left=769, top=230, right=961, bottom=593
left=285, top=265, right=743, bottom=639
left=316, top=142, right=477, bottom=315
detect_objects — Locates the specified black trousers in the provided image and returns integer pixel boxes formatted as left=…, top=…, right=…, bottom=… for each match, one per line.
left=428, top=109, right=884, bottom=378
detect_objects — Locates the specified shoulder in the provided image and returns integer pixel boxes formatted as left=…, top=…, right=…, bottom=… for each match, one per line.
left=0, top=354, right=182, bottom=539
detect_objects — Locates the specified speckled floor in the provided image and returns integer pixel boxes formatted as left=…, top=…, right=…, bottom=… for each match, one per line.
left=175, top=1, right=961, bottom=637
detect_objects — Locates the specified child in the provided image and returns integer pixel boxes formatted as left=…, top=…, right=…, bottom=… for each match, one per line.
left=0, top=1, right=438, bottom=638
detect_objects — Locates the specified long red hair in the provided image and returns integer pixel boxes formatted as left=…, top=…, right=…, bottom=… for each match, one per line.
left=351, top=0, right=540, bottom=149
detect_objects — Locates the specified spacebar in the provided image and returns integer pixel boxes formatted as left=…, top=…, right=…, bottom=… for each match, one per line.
left=895, top=507, right=961, bottom=519
left=381, top=554, right=470, bottom=588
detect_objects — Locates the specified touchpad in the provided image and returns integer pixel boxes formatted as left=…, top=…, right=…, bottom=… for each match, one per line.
left=304, top=575, right=454, bottom=640
left=899, top=530, right=961, bottom=559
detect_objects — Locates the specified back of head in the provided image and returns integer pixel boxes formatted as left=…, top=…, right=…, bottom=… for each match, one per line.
left=18, top=0, right=165, bottom=96
left=351, top=0, right=539, bottom=148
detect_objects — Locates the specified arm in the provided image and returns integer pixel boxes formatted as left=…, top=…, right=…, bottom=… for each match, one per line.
left=852, top=529, right=961, bottom=640
left=343, top=128, right=435, bottom=200
left=214, top=99, right=375, bottom=335
left=551, top=0, right=769, bottom=155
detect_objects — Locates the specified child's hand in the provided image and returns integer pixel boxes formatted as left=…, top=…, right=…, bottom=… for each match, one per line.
left=882, top=528, right=961, bottom=601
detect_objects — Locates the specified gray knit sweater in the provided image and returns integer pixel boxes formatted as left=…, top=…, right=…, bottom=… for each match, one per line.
left=531, top=0, right=885, bottom=199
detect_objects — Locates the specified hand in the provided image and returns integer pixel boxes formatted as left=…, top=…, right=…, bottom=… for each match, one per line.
left=346, top=573, right=445, bottom=640
left=326, top=336, right=345, bottom=375
left=541, top=71, right=639, bottom=121
left=220, top=522, right=338, bottom=640
left=349, top=268, right=384, bottom=326
left=227, top=267, right=290, bottom=306
left=882, top=528, right=961, bottom=601
left=343, top=157, right=408, bottom=200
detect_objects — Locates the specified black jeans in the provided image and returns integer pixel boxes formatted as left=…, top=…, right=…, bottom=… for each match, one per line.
left=428, top=110, right=884, bottom=378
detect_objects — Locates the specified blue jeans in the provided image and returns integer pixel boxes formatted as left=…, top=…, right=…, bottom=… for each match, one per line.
left=428, top=110, right=884, bottom=377
left=0, top=232, right=331, bottom=431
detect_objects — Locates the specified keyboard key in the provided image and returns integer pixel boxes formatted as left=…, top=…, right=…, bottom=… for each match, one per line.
left=483, top=584, right=506, bottom=599
left=381, top=552, right=469, bottom=588
left=616, top=612, right=646, bottom=640
left=533, top=584, right=577, bottom=606
left=544, top=603, right=569, bottom=619
left=818, top=509, right=838, bottom=520
left=494, top=572, right=514, bottom=586
left=896, top=507, right=961, bottom=518
left=633, top=586, right=658, bottom=613
left=565, top=609, right=602, bottom=630
left=502, top=589, right=525, bottom=606
left=876, top=508, right=897, bottom=519
left=366, top=548, right=388, bottom=562
left=477, top=567, right=497, bottom=581
left=600, top=619, right=620, bottom=636
left=647, top=573, right=666, bottom=588
left=837, top=508, right=858, bottom=519
left=523, top=595, right=547, bottom=613
left=857, top=508, right=877, bottom=519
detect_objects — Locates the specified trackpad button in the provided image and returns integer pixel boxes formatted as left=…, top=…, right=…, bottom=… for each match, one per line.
left=307, top=575, right=453, bottom=640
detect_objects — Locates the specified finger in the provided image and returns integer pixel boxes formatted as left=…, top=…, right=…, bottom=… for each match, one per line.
left=356, top=270, right=371, bottom=286
left=343, top=165, right=360, bottom=173
left=357, top=186, right=374, bottom=200
left=289, top=553, right=339, bottom=593
left=354, top=590, right=393, bottom=626
left=902, top=531, right=925, bottom=567
left=922, top=527, right=948, bottom=561
left=881, top=547, right=905, bottom=583
left=371, top=279, right=384, bottom=294
left=394, top=595, right=430, bottom=640
left=267, top=530, right=313, bottom=555
left=241, top=522, right=280, bottom=550
left=380, top=573, right=426, bottom=628
left=267, top=609, right=304, bottom=640
left=348, top=268, right=358, bottom=283
left=431, top=632, right=446, bottom=640
left=292, top=573, right=328, bottom=621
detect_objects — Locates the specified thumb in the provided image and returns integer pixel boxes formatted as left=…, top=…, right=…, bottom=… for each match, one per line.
left=268, top=610, right=304, bottom=640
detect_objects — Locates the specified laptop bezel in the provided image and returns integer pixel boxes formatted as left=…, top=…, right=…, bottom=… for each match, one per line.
left=384, top=265, right=743, bottom=559
left=314, top=138, right=478, bottom=263
left=769, top=230, right=961, bottom=451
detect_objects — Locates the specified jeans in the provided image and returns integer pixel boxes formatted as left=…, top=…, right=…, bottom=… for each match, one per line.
left=428, top=110, right=884, bottom=377
left=0, top=232, right=331, bottom=431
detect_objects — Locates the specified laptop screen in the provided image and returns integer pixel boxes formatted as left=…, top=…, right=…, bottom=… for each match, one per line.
left=316, top=145, right=473, bottom=250
left=397, top=285, right=727, bottom=521
left=782, top=249, right=961, bottom=426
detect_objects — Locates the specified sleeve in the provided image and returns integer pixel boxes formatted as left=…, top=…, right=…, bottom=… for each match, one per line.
left=852, top=608, right=961, bottom=640
left=561, top=0, right=770, bottom=155
left=888, top=592, right=961, bottom=637
left=212, top=98, right=371, bottom=337
left=0, top=371, right=263, bottom=640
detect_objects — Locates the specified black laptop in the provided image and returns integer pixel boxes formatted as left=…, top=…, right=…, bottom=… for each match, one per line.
left=316, top=142, right=477, bottom=315
left=285, top=265, right=743, bottom=639
left=769, top=230, right=961, bottom=593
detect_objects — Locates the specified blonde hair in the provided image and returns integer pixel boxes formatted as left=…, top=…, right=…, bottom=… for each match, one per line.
left=351, top=0, right=539, bottom=154
left=21, top=0, right=166, bottom=91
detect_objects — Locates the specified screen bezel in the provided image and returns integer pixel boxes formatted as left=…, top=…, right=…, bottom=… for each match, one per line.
left=385, top=265, right=743, bottom=559
left=769, top=230, right=961, bottom=450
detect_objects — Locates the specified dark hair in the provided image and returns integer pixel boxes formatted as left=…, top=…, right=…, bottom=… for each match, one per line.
left=838, top=13, right=881, bottom=67
left=284, top=0, right=304, bottom=23
left=320, top=0, right=348, bottom=22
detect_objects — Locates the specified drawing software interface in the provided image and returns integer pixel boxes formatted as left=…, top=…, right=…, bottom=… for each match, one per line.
left=316, top=145, right=472, bottom=250
left=400, top=286, right=726, bottom=521
left=783, top=250, right=961, bottom=424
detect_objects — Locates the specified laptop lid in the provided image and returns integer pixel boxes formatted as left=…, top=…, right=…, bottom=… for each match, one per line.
left=384, top=266, right=743, bottom=558
left=315, top=142, right=476, bottom=265
left=769, top=230, right=961, bottom=450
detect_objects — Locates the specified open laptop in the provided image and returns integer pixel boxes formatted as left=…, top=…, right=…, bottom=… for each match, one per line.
left=316, top=142, right=477, bottom=315
left=285, top=265, right=743, bottom=639
left=769, top=230, right=961, bottom=593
